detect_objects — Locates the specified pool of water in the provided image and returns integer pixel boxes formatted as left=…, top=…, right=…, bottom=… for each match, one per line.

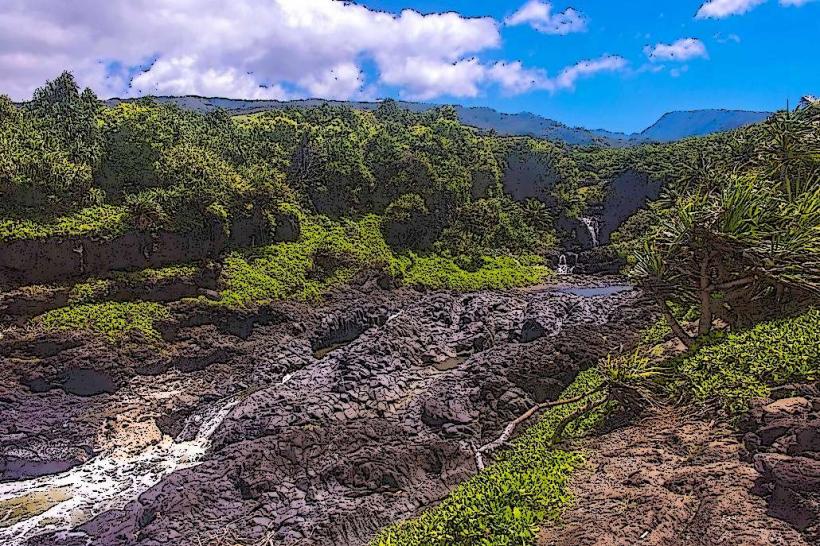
left=433, top=356, right=467, bottom=371
left=552, top=285, right=633, bottom=298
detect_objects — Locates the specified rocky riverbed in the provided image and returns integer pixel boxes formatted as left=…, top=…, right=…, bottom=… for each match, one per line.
left=1, top=277, right=654, bottom=545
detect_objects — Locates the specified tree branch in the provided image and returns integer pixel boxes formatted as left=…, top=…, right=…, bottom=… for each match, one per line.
left=474, top=384, right=605, bottom=470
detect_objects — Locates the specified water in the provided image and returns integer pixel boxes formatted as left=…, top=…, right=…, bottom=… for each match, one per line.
left=556, top=254, right=574, bottom=275
left=580, top=217, right=600, bottom=247
left=433, top=356, right=467, bottom=371
left=553, top=285, right=632, bottom=298
left=0, top=396, right=240, bottom=545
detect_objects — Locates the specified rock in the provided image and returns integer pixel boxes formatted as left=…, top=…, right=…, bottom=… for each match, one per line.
left=2, top=282, right=655, bottom=546
left=746, top=394, right=820, bottom=541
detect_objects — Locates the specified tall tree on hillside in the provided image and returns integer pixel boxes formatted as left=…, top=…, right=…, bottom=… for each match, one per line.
left=28, top=71, right=103, bottom=168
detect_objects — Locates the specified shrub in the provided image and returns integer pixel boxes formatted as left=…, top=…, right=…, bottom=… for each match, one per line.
left=35, top=301, right=170, bottom=342
left=674, top=309, right=820, bottom=414
left=373, top=369, right=607, bottom=546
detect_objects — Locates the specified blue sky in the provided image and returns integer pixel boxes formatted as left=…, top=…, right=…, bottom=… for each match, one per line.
left=1, top=0, right=817, bottom=133
left=363, top=0, right=819, bottom=132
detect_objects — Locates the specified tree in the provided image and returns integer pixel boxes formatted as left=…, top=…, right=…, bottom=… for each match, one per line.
left=632, top=104, right=820, bottom=347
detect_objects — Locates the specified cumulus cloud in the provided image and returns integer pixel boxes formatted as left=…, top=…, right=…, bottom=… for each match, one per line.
left=552, top=56, right=628, bottom=89
left=696, top=0, right=814, bottom=18
left=0, top=1, right=626, bottom=102
left=505, top=1, right=587, bottom=35
left=696, top=0, right=766, bottom=18
left=0, top=0, right=504, bottom=101
left=645, top=39, right=709, bottom=62
left=488, top=55, right=626, bottom=95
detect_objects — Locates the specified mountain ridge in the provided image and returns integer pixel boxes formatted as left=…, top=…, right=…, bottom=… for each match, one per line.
left=104, top=95, right=772, bottom=146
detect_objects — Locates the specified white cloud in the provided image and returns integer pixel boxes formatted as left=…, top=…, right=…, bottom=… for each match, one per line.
left=0, top=1, right=628, bottom=102
left=488, top=55, right=627, bottom=94
left=0, top=0, right=505, bottom=101
left=505, top=1, right=587, bottom=35
left=670, top=65, right=690, bottom=78
left=552, top=56, right=628, bottom=90
left=645, top=39, right=709, bottom=62
left=380, top=57, right=488, bottom=100
left=696, top=0, right=815, bottom=18
left=696, top=0, right=766, bottom=18
left=715, top=33, right=742, bottom=43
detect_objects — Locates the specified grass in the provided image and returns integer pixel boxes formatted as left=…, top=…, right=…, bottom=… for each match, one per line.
left=673, top=308, right=820, bottom=414
left=24, top=214, right=549, bottom=341
left=35, top=301, right=170, bottom=342
left=218, top=214, right=551, bottom=307
left=218, top=215, right=397, bottom=307
left=403, top=254, right=550, bottom=292
left=0, top=205, right=132, bottom=241
left=67, top=264, right=202, bottom=304
left=372, top=369, right=608, bottom=546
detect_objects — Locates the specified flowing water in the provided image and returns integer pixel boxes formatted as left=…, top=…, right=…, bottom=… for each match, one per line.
left=557, top=254, right=574, bottom=275
left=553, top=285, right=632, bottom=298
left=580, top=217, right=600, bottom=247
left=0, top=396, right=240, bottom=545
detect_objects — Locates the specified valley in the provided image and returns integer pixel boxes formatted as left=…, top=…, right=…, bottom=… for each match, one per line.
left=1, top=74, right=817, bottom=545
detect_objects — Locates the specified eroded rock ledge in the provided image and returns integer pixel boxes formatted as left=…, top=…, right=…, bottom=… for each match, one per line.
left=2, top=283, right=653, bottom=546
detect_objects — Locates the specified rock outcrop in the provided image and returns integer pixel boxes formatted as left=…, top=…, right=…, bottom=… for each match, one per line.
left=1, top=282, right=652, bottom=546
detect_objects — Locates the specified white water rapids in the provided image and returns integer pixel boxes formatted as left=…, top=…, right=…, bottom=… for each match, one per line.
left=0, top=396, right=240, bottom=545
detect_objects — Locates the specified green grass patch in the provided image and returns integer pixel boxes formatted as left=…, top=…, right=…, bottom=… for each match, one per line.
left=35, top=301, right=170, bottom=342
left=218, top=215, right=398, bottom=307
left=0, top=205, right=132, bottom=242
left=218, top=214, right=551, bottom=307
left=67, top=264, right=202, bottom=304
left=674, top=309, right=820, bottom=414
left=372, top=369, right=608, bottom=546
left=403, top=254, right=550, bottom=292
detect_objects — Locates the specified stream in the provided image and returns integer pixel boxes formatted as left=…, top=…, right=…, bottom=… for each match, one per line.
left=0, top=282, right=650, bottom=545
left=0, top=397, right=240, bottom=545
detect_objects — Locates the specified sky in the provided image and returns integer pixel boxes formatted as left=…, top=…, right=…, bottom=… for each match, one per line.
left=0, top=0, right=818, bottom=133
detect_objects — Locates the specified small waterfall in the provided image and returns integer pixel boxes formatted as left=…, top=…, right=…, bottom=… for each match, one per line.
left=557, top=254, right=574, bottom=275
left=580, top=217, right=600, bottom=248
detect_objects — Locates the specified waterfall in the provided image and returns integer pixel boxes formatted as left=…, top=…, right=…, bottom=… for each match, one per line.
left=580, top=217, right=600, bottom=248
left=557, top=254, right=574, bottom=275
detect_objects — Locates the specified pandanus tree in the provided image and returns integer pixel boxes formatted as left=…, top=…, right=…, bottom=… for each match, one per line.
left=633, top=103, right=820, bottom=348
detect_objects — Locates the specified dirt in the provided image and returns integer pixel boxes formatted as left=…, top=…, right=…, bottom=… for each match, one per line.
left=538, top=408, right=810, bottom=546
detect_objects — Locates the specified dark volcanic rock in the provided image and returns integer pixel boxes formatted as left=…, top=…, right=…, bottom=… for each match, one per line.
left=3, top=284, right=654, bottom=546
left=744, top=393, right=820, bottom=541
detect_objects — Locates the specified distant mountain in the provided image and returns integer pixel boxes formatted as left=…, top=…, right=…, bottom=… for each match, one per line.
left=637, top=109, right=772, bottom=142
left=105, top=96, right=772, bottom=146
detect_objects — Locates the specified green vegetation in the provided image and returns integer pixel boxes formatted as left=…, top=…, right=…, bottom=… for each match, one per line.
left=0, top=205, right=130, bottom=242
left=373, top=369, right=608, bottom=546
left=35, top=301, right=170, bottom=342
left=219, top=215, right=550, bottom=307
left=402, top=254, right=548, bottom=291
left=628, top=102, right=820, bottom=347
left=674, top=309, right=820, bottom=414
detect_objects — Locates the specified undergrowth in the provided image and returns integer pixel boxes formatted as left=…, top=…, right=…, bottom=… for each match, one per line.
left=673, top=308, right=820, bottom=414
left=35, top=301, right=170, bottom=342
left=219, top=215, right=550, bottom=307
left=0, top=205, right=132, bottom=241
left=68, top=264, right=201, bottom=304
left=372, top=369, right=608, bottom=546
